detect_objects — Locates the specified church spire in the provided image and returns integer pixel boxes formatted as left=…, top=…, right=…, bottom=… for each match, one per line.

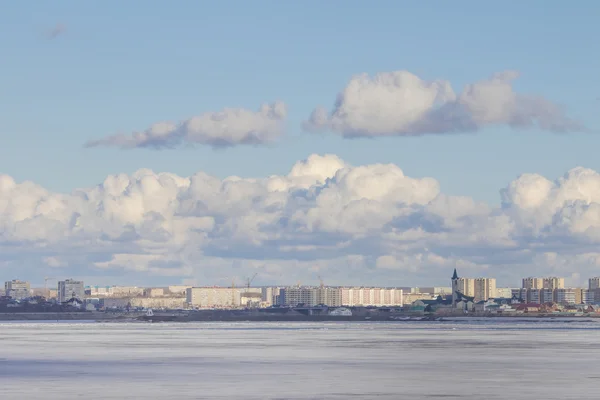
left=451, top=268, right=458, bottom=280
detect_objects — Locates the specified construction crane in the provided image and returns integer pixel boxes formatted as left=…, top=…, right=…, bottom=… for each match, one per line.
left=231, top=278, right=236, bottom=308
left=44, top=277, right=56, bottom=297
left=246, top=273, right=258, bottom=291
left=44, top=277, right=56, bottom=290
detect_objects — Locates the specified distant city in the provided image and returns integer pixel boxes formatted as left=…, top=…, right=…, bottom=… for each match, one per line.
left=3, top=270, right=600, bottom=316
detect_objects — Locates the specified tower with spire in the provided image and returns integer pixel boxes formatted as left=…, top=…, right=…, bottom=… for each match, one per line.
left=451, top=268, right=459, bottom=306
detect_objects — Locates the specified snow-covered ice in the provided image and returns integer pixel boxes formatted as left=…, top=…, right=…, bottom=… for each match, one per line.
left=0, top=320, right=598, bottom=399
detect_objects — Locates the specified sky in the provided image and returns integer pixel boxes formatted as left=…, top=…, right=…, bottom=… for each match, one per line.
left=1, top=1, right=599, bottom=288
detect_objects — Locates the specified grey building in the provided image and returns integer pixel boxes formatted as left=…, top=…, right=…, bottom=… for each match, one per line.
left=58, top=279, right=85, bottom=303
left=4, top=280, right=31, bottom=300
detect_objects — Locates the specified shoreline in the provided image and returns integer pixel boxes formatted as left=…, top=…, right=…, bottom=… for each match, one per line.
left=1, top=311, right=599, bottom=323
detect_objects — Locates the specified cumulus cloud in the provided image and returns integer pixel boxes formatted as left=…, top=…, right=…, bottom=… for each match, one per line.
left=2, top=155, right=600, bottom=286
left=304, top=70, right=583, bottom=137
left=86, top=102, right=287, bottom=149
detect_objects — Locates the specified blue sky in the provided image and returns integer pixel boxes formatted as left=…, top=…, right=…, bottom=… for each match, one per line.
left=3, top=1, right=600, bottom=287
left=1, top=0, right=598, bottom=204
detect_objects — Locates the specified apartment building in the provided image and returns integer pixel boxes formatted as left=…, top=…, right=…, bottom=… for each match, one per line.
left=456, top=278, right=475, bottom=297
left=543, top=277, right=565, bottom=290
left=589, top=277, right=600, bottom=291
left=495, top=288, right=514, bottom=298
left=413, top=287, right=452, bottom=295
left=540, top=288, right=554, bottom=303
left=58, top=279, right=85, bottom=303
left=522, top=278, right=544, bottom=290
left=4, top=280, right=30, bottom=300
left=278, top=287, right=403, bottom=307
left=554, top=288, right=576, bottom=304
left=112, top=286, right=145, bottom=297
left=87, top=286, right=114, bottom=297
left=186, top=287, right=262, bottom=308
left=474, top=278, right=496, bottom=302
left=279, top=287, right=318, bottom=307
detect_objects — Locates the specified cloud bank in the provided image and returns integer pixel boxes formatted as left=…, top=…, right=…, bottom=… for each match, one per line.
left=304, top=70, right=583, bottom=137
left=86, top=102, right=287, bottom=149
left=2, top=154, right=600, bottom=286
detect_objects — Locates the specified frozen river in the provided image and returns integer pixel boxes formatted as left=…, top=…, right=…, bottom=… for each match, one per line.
left=0, top=319, right=598, bottom=399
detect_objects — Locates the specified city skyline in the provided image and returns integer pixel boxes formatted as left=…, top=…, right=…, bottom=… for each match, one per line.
left=1, top=2, right=600, bottom=287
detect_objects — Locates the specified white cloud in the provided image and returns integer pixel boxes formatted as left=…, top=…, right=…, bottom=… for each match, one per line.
left=305, top=70, right=583, bottom=137
left=86, top=101, right=287, bottom=149
left=2, top=155, right=600, bottom=286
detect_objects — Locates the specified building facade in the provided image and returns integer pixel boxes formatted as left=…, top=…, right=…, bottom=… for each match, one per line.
left=4, top=280, right=30, bottom=300
left=186, top=287, right=262, bottom=308
left=474, top=278, right=496, bottom=302
left=522, top=278, right=544, bottom=290
left=456, top=278, right=475, bottom=298
left=278, top=286, right=403, bottom=307
left=58, top=279, right=85, bottom=303
left=540, top=288, right=554, bottom=303
left=86, top=286, right=114, bottom=297
left=589, top=277, right=600, bottom=291
left=543, top=277, right=565, bottom=290
left=112, top=286, right=145, bottom=297
left=554, top=288, right=576, bottom=304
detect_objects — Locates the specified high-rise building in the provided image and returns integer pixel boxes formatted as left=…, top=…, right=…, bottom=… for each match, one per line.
left=4, top=280, right=30, bottom=300
left=589, top=277, right=600, bottom=291
left=58, top=279, right=85, bottom=303
left=474, top=278, right=496, bottom=302
left=456, top=278, right=475, bottom=297
left=543, top=277, right=565, bottom=290
left=522, top=278, right=544, bottom=290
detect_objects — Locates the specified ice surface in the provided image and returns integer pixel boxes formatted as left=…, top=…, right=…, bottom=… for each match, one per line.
left=0, top=319, right=599, bottom=399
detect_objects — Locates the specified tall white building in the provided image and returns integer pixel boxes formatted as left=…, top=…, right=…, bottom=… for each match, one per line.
left=58, top=279, right=85, bottom=303
left=4, top=280, right=30, bottom=300
left=456, top=278, right=475, bottom=297
left=474, top=278, right=496, bottom=302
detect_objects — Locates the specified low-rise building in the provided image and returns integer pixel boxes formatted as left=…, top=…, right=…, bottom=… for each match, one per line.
left=144, top=288, right=165, bottom=297
left=168, top=286, right=191, bottom=296
left=130, top=297, right=186, bottom=309
left=86, top=286, right=114, bottom=297
left=186, top=287, right=262, bottom=308
left=112, top=286, right=145, bottom=297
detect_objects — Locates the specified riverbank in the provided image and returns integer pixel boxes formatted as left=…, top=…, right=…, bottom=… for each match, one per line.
left=2, top=310, right=600, bottom=322
left=0, top=312, right=141, bottom=321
